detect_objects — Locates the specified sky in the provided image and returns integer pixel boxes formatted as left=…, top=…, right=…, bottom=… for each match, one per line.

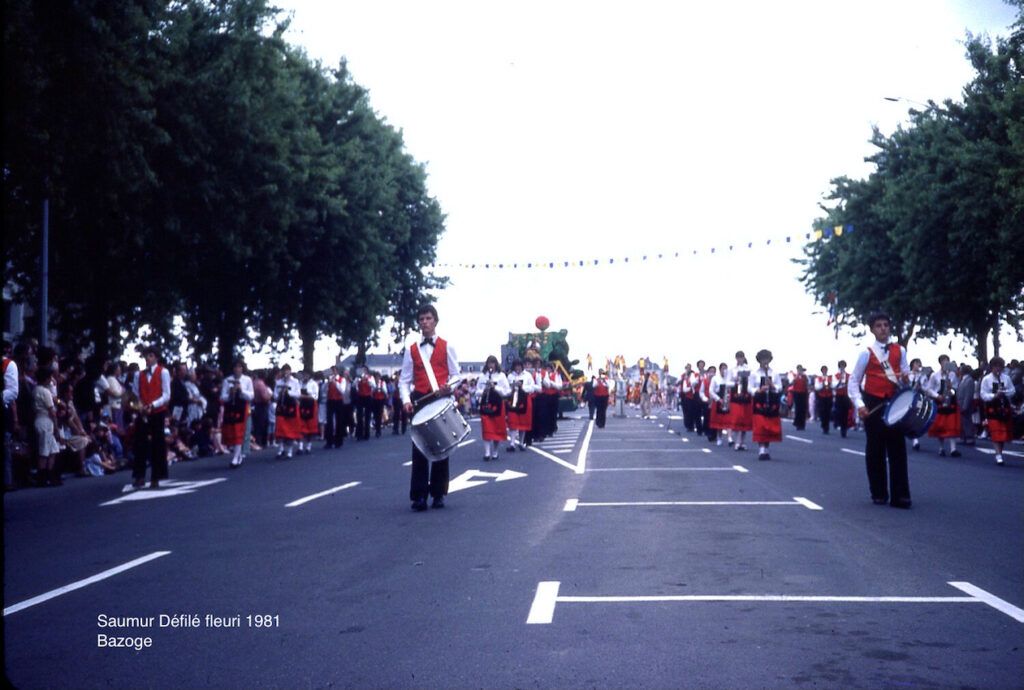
left=252, top=0, right=1021, bottom=373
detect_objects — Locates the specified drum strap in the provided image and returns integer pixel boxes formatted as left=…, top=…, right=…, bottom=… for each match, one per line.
left=414, top=345, right=441, bottom=393
left=868, top=342, right=901, bottom=386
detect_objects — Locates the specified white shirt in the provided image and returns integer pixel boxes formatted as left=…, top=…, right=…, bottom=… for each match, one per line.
left=814, top=374, right=831, bottom=393
left=398, top=334, right=461, bottom=405
left=709, top=373, right=730, bottom=403
left=274, top=376, right=301, bottom=401
left=980, top=372, right=1016, bottom=402
left=220, top=374, right=255, bottom=403
left=925, top=370, right=959, bottom=401
left=832, top=370, right=851, bottom=392
left=543, top=371, right=564, bottom=391
left=752, top=367, right=781, bottom=392
left=3, top=357, right=19, bottom=407
left=730, top=364, right=751, bottom=394
left=475, top=371, right=511, bottom=397
left=302, top=380, right=319, bottom=397
left=508, top=371, right=540, bottom=394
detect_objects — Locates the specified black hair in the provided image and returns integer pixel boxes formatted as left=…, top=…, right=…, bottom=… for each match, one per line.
left=755, top=349, right=772, bottom=363
left=990, top=356, right=1005, bottom=368
left=416, top=304, right=439, bottom=323
left=867, top=312, right=891, bottom=328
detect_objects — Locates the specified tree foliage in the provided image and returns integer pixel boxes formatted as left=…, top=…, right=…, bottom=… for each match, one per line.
left=2, top=0, right=445, bottom=369
left=800, top=12, right=1024, bottom=362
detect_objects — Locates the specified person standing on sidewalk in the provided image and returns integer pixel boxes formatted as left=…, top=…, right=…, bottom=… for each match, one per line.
left=131, top=346, right=171, bottom=489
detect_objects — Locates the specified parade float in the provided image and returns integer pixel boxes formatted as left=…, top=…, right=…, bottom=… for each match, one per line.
left=501, top=316, right=585, bottom=412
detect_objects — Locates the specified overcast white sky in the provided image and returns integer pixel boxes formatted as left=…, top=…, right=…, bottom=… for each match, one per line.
left=259, top=0, right=1020, bottom=372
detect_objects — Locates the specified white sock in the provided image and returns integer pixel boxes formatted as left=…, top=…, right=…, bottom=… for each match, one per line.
left=949, top=440, right=957, bottom=452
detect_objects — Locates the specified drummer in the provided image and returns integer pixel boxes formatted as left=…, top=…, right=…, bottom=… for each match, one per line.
left=848, top=311, right=913, bottom=509
left=399, top=304, right=462, bottom=512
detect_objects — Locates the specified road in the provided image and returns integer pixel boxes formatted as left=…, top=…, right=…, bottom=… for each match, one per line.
left=4, top=408, right=1023, bottom=689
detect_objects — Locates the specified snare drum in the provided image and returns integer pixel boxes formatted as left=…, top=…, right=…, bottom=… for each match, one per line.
left=411, top=397, right=470, bottom=462
left=883, top=388, right=936, bottom=438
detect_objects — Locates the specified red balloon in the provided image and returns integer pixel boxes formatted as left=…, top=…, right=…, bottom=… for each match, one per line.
left=535, top=316, right=550, bottom=331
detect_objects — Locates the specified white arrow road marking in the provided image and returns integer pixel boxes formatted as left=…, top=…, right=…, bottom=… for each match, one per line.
left=527, top=581, right=1021, bottom=625
left=528, top=445, right=578, bottom=470
left=286, top=481, right=361, bottom=507
left=4, top=552, right=171, bottom=616
left=786, top=435, right=813, bottom=444
left=448, top=469, right=528, bottom=493
left=103, top=479, right=227, bottom=506
left=576, top=420, right=595, bottom=474
left=841, top=448, right=861, bottom=456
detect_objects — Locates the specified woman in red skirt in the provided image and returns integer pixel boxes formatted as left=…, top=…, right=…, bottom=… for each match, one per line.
left=750, top=349, right=782, bottom=461
left=729, top=351, right=753, bottom=451
left=708, top=363, right=733, bottom=446
left=980, top=357, right=1017, bottom=465
left=475, top=356, right=511, bottom=461
left=220, top=359, right=254, bottom=468
left=506, top=359, right=538, bottom=451
left=925, top=355, right=962, bottom=457
left=274, top=365, right=303, bottom=459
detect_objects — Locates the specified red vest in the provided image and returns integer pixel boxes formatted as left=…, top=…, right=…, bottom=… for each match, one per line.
left=139, top=365, right=167, bottom=412
left=863, top=345, right=903, bottom=399
left=544, top=371, right=560, bottom=396
left=357, top=376, right=372, bottom=397
left=594, top=378, right=609, bottom=397
left=817, top=375, right=833, bottom=398
left=834, top=372, right=849, bottom=397
left=327, top=377, right=343, bottom=401
left=411, top=338, right=450, bottom=395
left=791, top=374, right=808, bottom=393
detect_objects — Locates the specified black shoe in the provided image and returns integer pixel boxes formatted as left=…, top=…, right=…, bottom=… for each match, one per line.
left=149, top=479, right=160, bottom=490
left=872, top=497, right=888, bottom=505
left=890, top=498, right=912, bottom=509
left=939, top=449, right=946, bottom=457
left=132, top=478, right=146, bottom=489
left=411, top=498, right=428, bottom=512
left=505, top=446, right=516, bottom=453
left=483, top=456, right=490, bottom=462
left=758, top=453, right=769, bottom=461
left=841, top=430, right=847, bottom=438
left=431, top=496, right=445, bottom=509
left=950, top=450, right=961, bottom=457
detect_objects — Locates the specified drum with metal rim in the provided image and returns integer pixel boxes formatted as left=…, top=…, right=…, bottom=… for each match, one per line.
left=411, top=397, right=470, bottom=461
left=883, top=388, right=936, bottom=438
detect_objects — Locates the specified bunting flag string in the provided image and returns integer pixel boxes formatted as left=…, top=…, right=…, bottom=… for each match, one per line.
left=428, top=225, right=854, bottom=271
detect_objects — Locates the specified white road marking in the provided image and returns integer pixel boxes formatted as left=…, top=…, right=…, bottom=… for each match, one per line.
left=587, top=449, right=710, bottom=453
left=563, top=498, right=822, bottom=510
left=576, top=420, right=595, bottom=474
left=528, top=445, right=578, bottom=471
left=4, top=552, right=171, bottom=616
left=102, top=479, right=227, bottom=506
left=587, top=467, right=747, bottom=472
left=563, top=498, right=579, bottom=512
left=526, top=581, right=991, bottom=625
left=733, top=465, right=749, bottom=473
left=948, top=582, right=1024, bottom=622
left=841, top=448, right=861, bottom=456
left=285, top=481, right=360, bottom=507
left=449, top=469, right=528, bottom=493
left=786, top=435, right=812, bottom=444
left=975, top=448, right=1024, bottom=458
left=403, top=461, right=412, bottom=466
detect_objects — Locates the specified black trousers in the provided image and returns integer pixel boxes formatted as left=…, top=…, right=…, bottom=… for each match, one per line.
left=252, top=402, right=270, bottom=446
left=546, top=395, right=560, bottom=435
left=833, top=396, right=851, bottom=436
left=133, top=411, right=168, bottom=482
left=792, top=392, right=809, bottom=430
left=355, top=396, right=371, bottom=439
left=682, top=396, right=696, bottom=432
left=409, top=391, right=448, bottom=500
left=342, top=402, right=355, bottom=437
left=692, top=398, right=705, bottom=434
left=700, top=401, right=716, bottom=441
left=863, top=393, right=910, bottom=503
left=325, top=399, right=346, bottom=446
left=594, top=396, right=609, bottom=428
left=532, top=395, right=548, bottom=440
left=391, top=400, right=407, bottom=433
left=371, top=398, right=385, bottom=435
left=817, top=395, right=833, bottom=433
left=587, top=398, right=596, bottom=420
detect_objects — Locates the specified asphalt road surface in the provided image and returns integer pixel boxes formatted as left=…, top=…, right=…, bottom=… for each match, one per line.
left=4, top=408, right=1023, bottom=689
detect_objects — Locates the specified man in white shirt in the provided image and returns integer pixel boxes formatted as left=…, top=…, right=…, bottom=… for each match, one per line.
left=399, top=305, right=461, bottom=511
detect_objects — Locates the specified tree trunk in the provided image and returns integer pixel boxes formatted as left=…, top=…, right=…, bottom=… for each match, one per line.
left=993, top=315, right=1001, bottom=358
left=300, top=323, right=316, bottom=373
left=973, top=325, right=990, bottom=368
left=356, top=342, right=367, bottom=367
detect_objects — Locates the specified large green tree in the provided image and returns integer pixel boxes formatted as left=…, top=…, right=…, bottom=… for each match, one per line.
left=801, top=11, right=1023, bottom=362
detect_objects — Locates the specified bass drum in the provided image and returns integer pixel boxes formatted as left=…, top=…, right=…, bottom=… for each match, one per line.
left=411, top=397, right=470, bottom=462
left=883, top=388, right=936, bottom=438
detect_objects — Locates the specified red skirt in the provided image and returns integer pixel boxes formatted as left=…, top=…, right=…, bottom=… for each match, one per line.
left=299, top=399, right=319, bottom=435
left=928, top=408, right=961, bottom=439
left=507, top=395, right=533, bottom=431
left=752, top=413, right=782, bottom=443
left=481, top=402, right=508, bottom=441
left=709, top=402, right=732, bottom=430
left=988, top=417, right=1012, bottom=443
left=276, top=410, right=304, bottom=441
left=731, top=401, right=753, bottom=432
left=222, top=402, right=249, bottom=446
